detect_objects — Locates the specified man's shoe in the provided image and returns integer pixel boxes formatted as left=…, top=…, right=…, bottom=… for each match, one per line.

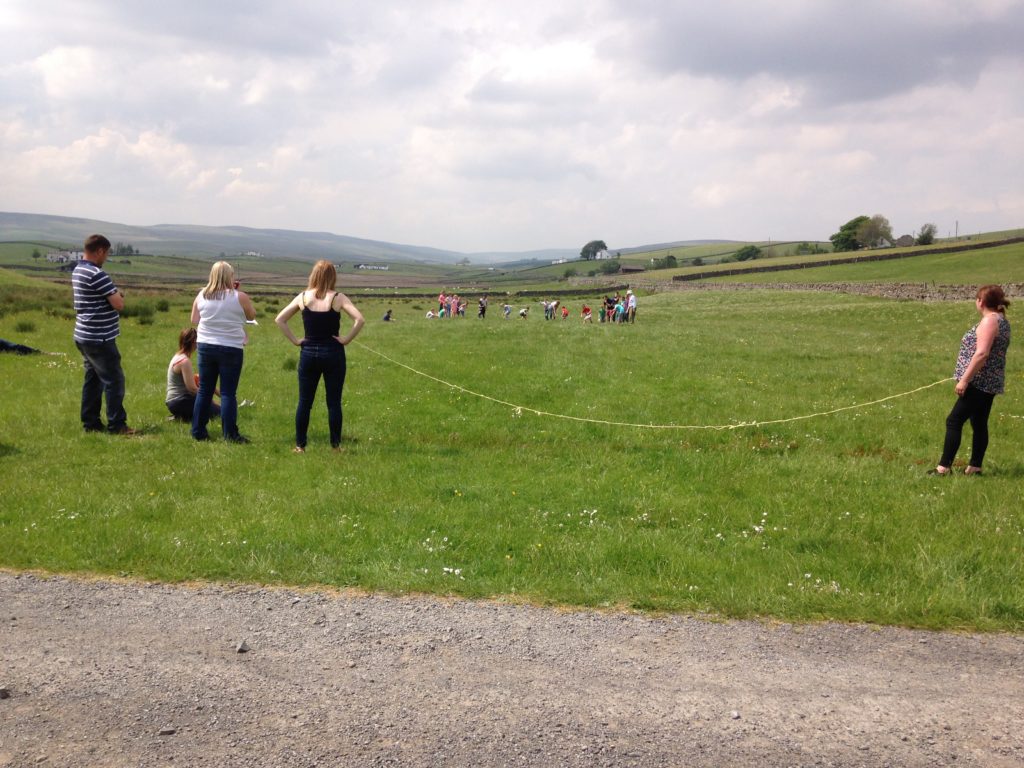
left=225, top=434, right=250, bottom=444
left=110, top=426, right=140, bottom=436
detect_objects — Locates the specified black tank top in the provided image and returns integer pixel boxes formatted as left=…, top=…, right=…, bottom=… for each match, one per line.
left=301, top=293, right=341, bottom=344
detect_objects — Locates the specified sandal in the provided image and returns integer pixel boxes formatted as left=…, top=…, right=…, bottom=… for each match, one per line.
left=964, top=466, right=983, bottom=476
left=293, top=446, right=305, bottom=454
left=927, top=466, right=951, bottom=476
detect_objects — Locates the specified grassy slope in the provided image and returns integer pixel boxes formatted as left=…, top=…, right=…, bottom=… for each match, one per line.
left=707, top=241, right=1024, bottom=285
left=1, top=269, right=1021, bottom=630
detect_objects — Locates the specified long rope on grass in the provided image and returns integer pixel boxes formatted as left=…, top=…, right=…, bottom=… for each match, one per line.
left=355, top=341, right=953, bottom=431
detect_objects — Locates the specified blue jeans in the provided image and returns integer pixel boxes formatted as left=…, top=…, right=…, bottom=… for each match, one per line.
left=192, top=343, right=244, bottom=440
left=75, top=339, right=127, bottom=432
left=296, top=343, right=347, bottom=448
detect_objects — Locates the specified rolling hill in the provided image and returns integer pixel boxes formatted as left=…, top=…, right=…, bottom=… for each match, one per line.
left=0, top=211, right=578, bottom=266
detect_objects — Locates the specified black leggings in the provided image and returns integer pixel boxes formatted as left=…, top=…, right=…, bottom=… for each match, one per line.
left=939, top=385, right=996, bottom=468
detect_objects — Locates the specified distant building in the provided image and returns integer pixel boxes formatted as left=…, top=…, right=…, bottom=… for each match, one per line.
left=46, top=250, right=84, bottom=263
left=894, top=235, right=915, bottom=247
left=594, top=249, right=611, bottom=260
left=356, top=263, right=389, bottom=271
left=551, top=258, right=567, bottom=265
left=242, top=250, right=265, bottom=258
left=619, top=264, right=646, bottom=274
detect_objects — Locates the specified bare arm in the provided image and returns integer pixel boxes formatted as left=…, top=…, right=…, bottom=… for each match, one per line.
left=955, top=314, right=998, bottom=396
left=190, top=296, right=200, bottom=325
left=107, top=290, right=125, bottom=312
left=237, top=291, right=257, bottom=321
left=174, top=356, right=198, bottom=395
left=274, top=294, right=305, bottom=346
left=333, top=293, right=365, bottom=345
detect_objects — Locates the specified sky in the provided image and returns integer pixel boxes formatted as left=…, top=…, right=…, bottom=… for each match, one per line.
left=2, top=1, right=1023, bottom=253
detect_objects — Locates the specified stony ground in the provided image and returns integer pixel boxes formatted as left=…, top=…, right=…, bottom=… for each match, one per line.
left=1, top=572, right=1022, bottom=768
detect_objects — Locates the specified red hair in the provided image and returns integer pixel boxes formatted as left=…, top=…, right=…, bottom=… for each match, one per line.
left=976, top=285, right=1010, bottom=314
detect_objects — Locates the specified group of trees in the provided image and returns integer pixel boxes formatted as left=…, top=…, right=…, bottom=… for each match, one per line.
left=113, top=242, right=137, bottom=256
left=579, top=239, right=608, bottom=260
left=830, top=216, right=938, bottom=251
left=733, top=245, right=762, bottom=262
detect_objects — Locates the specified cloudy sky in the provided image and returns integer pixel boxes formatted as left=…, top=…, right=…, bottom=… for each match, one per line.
left=2, top=1, right=1022, bottom=253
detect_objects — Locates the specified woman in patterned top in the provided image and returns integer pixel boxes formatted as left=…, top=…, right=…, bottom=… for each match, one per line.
left=933, top=285, right=1011, bottom=476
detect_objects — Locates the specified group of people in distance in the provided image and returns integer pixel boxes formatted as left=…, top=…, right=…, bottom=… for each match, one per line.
left=424, top=290, right=639, bottom=324
left=427, top=291, right=470, bottom=319
left=70, top=234, right=1010, bottom=472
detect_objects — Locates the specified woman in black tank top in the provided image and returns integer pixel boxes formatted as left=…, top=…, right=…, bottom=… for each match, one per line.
left=275, top=261, right=365, bottom=452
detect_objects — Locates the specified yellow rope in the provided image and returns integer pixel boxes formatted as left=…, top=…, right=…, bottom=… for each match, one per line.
left=354, top=342, right=953, bottom=431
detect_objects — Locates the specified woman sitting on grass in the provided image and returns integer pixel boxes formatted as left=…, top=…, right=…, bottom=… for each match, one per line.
left=166, top=328, right=219, bottom=421
left=275, top=260, right=365, bottom=453
left=933, top=284, right=1011, bottom=476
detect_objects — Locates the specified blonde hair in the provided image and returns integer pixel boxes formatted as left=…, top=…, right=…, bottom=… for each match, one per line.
left=307, top=260, right=337, bottom=300
left=202, top=261, right=235, bottom=299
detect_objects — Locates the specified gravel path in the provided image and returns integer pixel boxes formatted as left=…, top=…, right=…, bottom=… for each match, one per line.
left=1, top=572, right=1022, bottom=767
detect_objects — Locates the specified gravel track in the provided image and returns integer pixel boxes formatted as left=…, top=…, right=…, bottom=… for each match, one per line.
left=1, top=572, right=1022, bottom=767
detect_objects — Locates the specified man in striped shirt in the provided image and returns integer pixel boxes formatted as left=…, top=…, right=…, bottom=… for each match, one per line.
left=72, top=234, right=135, bottom=434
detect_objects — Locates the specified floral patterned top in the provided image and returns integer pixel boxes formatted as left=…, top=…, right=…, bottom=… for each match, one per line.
left=955, top=314, right=1011, bottom=394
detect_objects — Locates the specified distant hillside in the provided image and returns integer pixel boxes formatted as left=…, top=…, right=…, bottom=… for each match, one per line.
left=0, top=211, right=745, bottom=267
left=0, top=212, right=471, bottom=264
left=616, top=239, right=735, bottom=255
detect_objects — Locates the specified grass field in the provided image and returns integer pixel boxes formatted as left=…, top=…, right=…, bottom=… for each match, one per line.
left=1, top=266, right=1021, bottom=631
left=708, top=241, right=1024, bottom=285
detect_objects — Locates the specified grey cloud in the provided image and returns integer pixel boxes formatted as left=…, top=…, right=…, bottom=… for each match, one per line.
left=374, top=34, right=464, bottom=91
left=454, top=146, right=598, bottom=183
left=17, top=1, right=360, bottom=57
left=610, top=1, right=1024, bottom=105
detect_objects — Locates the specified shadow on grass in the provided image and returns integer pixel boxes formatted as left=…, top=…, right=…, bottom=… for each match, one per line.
left=0, top=443, right=19, bottom=458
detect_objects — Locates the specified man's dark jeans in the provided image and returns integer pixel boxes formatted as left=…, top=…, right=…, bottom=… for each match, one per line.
left=192, top=343, right=244, bottom=440
left=75, top=339, right=127, bottom=432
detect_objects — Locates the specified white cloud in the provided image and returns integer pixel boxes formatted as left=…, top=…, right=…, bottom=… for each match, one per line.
left=0, top=0, right=1022, bottom=250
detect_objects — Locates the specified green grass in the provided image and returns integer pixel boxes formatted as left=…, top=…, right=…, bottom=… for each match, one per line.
left=1, top=276, right=1022, bottom=630
left=707, top=241, right=1024, bottom=285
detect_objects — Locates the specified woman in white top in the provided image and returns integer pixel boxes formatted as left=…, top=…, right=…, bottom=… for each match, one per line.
left=190, top=261, right=256, bottom=443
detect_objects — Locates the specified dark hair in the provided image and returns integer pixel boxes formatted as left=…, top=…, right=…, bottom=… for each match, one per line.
left=84, top=234, right=111, bottom=254
left=976, top=285, right=1010, bottom=314
left=178, top=327, right=198, bottom=355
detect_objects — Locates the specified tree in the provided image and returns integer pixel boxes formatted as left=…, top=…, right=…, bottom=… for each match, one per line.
left=855, top=215, right=893, bottom=249
left=563, top=267, right=578, bottom=279
left=734, top=245, right=762, bottom=262
left=457, top=257, right=471, bottom=266
left=653, top=254, right=678, bottom=269
left=830, top=215, right=870, bottom=252
left=31, top=248, right=41, bottom=259
left=916, top=223, right=938, bottom=246
left=597, top=259, right=620, bottom=275
left=580, top=239, right=608, bottom=260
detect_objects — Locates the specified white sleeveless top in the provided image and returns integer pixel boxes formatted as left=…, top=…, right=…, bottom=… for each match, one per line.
left=195, top=290, right=247, bottom=348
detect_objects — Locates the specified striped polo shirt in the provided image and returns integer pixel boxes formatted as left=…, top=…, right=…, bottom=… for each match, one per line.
left=72, top=261, right=120, bottom=343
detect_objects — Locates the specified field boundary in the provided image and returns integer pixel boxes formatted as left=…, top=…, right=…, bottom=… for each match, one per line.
left=672, top=237, right=1024, bottom=283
